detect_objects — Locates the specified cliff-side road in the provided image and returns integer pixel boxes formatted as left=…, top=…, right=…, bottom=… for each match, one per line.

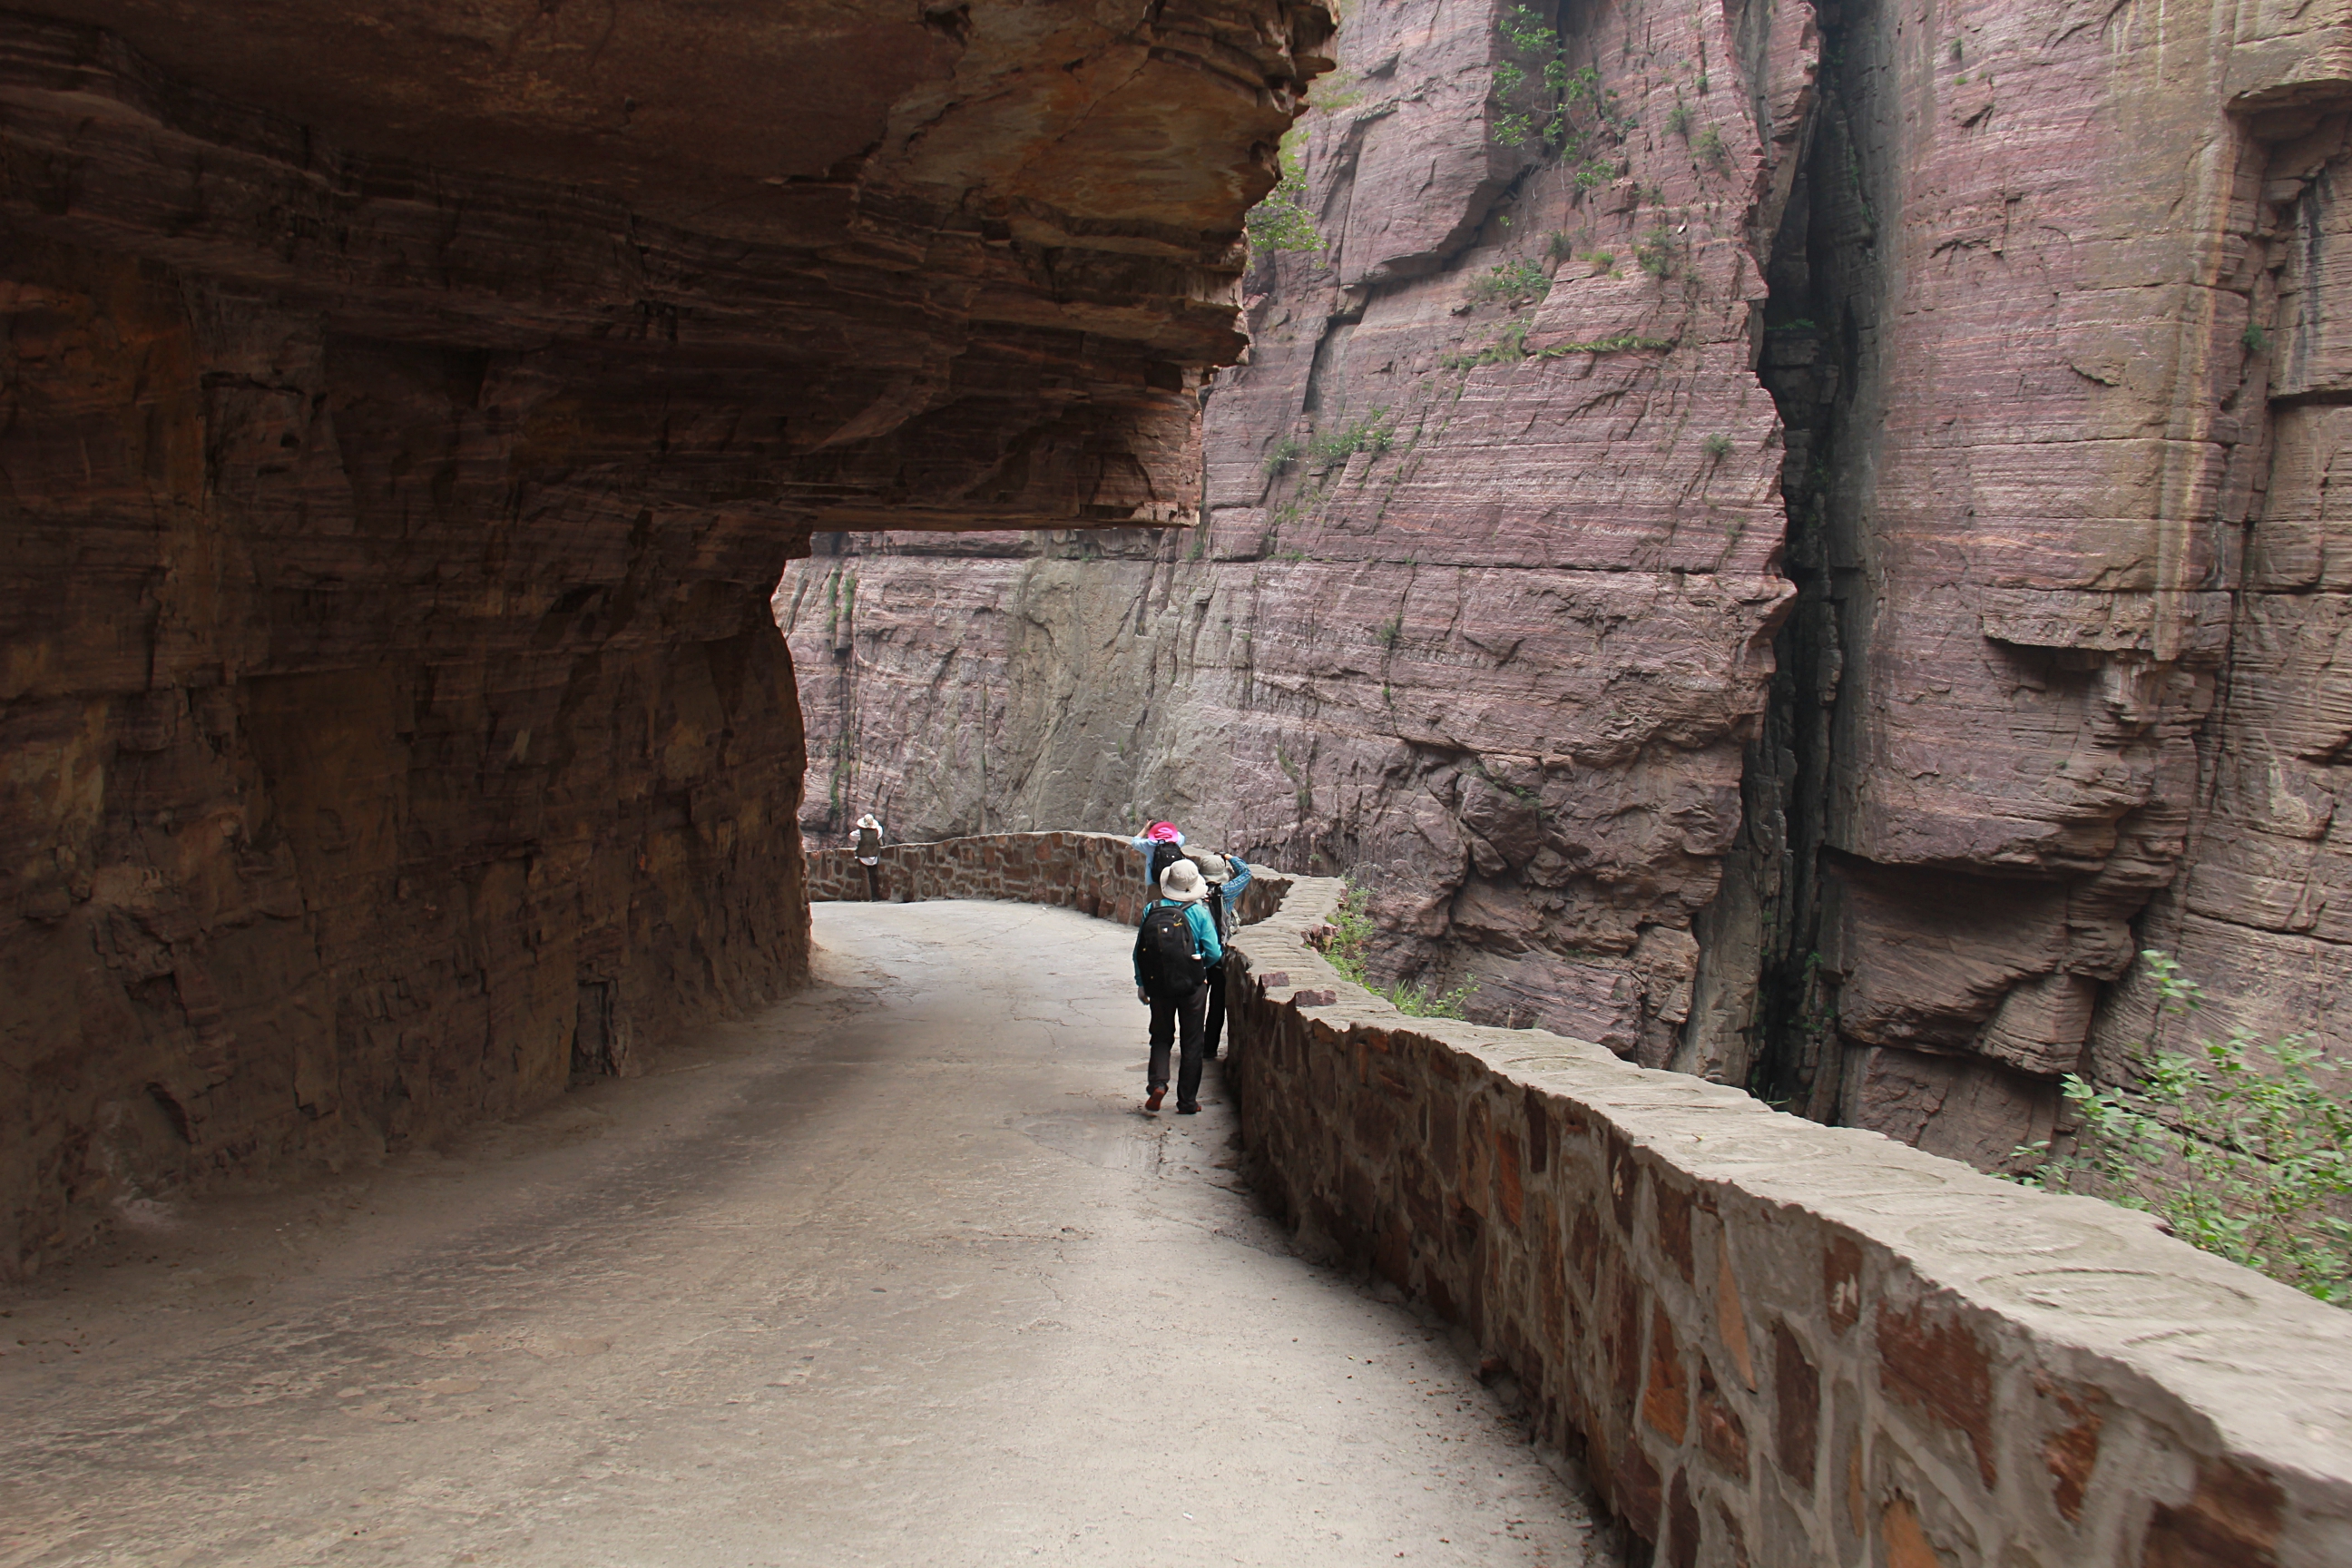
left=0, top=902, right=1602, bottom=1566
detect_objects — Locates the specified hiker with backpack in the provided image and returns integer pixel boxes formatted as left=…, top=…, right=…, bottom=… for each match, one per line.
left=1132, top=820, right=1187, bottom=889
left=851, top=813, right=886, bottom=901
left=1132, top=857, right=1224, bottom=1114
left=1185, top=848, right=1254, bottom=1061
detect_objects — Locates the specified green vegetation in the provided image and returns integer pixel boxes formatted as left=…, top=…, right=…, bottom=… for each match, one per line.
left=1545, top=229, right=1580, bottom=263
left=1322, top=886, right=1477, bottom=1020
left=1666, top=102, right=1692, bottom=139
left=1490, top=5, right=1633, bottom=187
left=1441, top=316, right=1534, bottom=368
left=1465, top=260, right=1552, bottom=307
left=1245, top=128, right=1326, bottom=256
left=1537, top=330, right=1676, bottom=357
left=1263, top=436, right=1301, bottom=475
left=1701, top=432, right=1733, bottom=459
left=1696, top=123, right=1728, bottom=168
left=1634, top=227, right=1677, bottom=279
left=1306, top=410, right=1396, bottom=464
left=2245, top=322, right=2271, bottom=354
left=2008, top=951, right=2352, bottom=1308
left=1443, top=320, right=1677, bottom=371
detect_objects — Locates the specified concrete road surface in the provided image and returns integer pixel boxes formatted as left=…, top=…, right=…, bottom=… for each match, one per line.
left=1, top=901, right=1606, bottom=1567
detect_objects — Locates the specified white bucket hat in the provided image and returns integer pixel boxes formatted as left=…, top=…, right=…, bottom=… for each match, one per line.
left=1158, top=858, right=1208, bottom=903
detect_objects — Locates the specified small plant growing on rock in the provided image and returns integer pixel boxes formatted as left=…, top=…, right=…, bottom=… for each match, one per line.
left=1696, top=124, right=1729, bottom=169
left=1634, top=227, right=1678, bottom=279
left=1318, top=886, right=1478, bottom=1021
left=1306, top=410, right=1396, bottom=465
left=1666, top=102, right=1692, bottom=139
left=2009, top=950, right=2352, bottom=1308
left=2244, top=323, right=2271, bottom=354
left=1701, top=432, right=1733, bottom=459
left=1245, top=128, right=1326, bottom=258
left=1263, top=436, right=1302, bottom=475
left=1490, top=5, right=1632, bottom=185
left=1465, top=260, right=1552, bottom=307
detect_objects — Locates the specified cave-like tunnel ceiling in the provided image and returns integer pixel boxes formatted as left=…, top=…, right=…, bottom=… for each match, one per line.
left=12, top=0, right=1336, bottom=530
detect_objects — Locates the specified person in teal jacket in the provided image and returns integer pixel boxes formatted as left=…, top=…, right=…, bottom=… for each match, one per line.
left=1132, top=858, right=1223, bottom=1113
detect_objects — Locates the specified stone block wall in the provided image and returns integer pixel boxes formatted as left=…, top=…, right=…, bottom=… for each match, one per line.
left=807, top=829, right=1293, bottom=929
left=802, top=829, right=2351, bottom=1563
left=1224, top=876, right=2352, bottom=1568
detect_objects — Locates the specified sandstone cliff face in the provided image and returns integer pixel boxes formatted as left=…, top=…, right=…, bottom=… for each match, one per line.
left=0, top=2, right=1331, bottom=1275
left=785, top=0, right=2352, bottom=1161
left=788, top=0, right=1808, bottom=1064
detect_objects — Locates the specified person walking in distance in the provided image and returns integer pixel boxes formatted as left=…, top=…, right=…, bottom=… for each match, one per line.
left=851, top=813, right=886, bottom=901
left=1132, top=857, right=1223, bottom=1113
left=1185, top=848, right=1254, bottom=1062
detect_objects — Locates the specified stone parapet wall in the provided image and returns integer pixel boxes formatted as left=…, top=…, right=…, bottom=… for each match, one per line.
left=811, top=831, right=2352, bottom=1563
left=807, top=831, right=1295, bottom=930
left=1223, top=876, right=2352, bottom=1568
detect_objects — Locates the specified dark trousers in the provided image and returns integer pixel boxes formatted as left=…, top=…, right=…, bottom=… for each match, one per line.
left=1201, top=962, right=1227, bottom=1059
left=1147, top=986, right=1209, bottom=1106
left=860, top=861, right=881, bottom=900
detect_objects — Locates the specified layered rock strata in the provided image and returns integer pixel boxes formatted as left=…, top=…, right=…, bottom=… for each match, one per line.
left=786, top=0, right=1811, bottom=1064
left=787, top=0, right=2352, bottom=1161
left=0, top=2, right=1331, bottom=1275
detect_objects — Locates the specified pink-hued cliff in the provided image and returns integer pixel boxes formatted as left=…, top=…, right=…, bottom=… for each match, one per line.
left=781, top=0, right=2352, bottom=1163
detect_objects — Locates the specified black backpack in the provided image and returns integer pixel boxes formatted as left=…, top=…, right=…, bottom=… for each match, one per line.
left=856, top=826, right=880, bottom=858
left=1147, top=838, right=1187, bottom=885
left=1135, top=901, right=1205, bottom=998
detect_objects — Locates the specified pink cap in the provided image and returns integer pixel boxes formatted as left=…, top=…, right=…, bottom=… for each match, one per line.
left=1144, top=820, right=1181, bottom=842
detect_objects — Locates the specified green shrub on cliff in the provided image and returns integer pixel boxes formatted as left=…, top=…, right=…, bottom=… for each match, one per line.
left=1464, top=260, right=1551, bottom=308
left=1321, top=885, right=1478, bottom=1022
left=2009, top=950, right=2352, bottom=1308
left=1490, top=5, right=1631, bottom=186
left=1245, top=128, right=1325, bottom=257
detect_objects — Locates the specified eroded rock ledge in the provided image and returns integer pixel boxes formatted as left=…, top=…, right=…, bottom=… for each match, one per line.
left=0, top=1, right=1332, bottom=1276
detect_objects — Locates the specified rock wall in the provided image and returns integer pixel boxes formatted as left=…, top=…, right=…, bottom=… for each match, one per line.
left=0, top=2, right=1332, bottom=1277
left=783, top=0, right=2352, bottom=1163
left=1709, top=0, right=2352, bottom=1161
left=1225, top=872, right=2352, bottom=1568
left=784, top=0, right=1808, bottom=1063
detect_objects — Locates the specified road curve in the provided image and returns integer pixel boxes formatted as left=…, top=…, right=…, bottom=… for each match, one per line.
left=0, top=901, right=1604, bottom=1566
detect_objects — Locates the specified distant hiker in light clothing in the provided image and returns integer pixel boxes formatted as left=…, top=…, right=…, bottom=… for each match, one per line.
left=1185, top=848, right=1254, bottom=1061
left=852, top=813, right=885, bottom=901
left=1131, top=819, right=1187, bottom=889
left=1132, top=858, right=1224, bottom=1114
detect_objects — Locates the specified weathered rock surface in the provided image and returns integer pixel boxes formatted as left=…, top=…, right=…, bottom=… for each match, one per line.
left=786, top=0, right=2352, bottom=1163
left=785, top=0, right=1806, bottom=1063
left=0, top=1, right=1331, bottom=1275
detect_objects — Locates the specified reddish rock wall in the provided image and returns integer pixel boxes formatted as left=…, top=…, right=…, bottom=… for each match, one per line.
left=784, top=0, right=2352, bottom=1163
left=0, top=3, right=1332, bottom=1276
left=784, top=0, right=1809, bottom=1063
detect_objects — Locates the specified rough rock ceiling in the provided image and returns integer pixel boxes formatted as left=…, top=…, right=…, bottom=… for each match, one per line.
left=8, top=1, right=1336, bottom=529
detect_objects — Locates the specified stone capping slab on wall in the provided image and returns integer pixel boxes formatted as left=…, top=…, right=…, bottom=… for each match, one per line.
left=1224, top=877, right=2352, bottom=1568
left=806, top=834, right=2352, bottom=1564
left=805, top=831, right=1292, bottom=929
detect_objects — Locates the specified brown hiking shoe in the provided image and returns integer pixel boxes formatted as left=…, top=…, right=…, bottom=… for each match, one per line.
left=1144, top=1087, right=1165, bottom=1112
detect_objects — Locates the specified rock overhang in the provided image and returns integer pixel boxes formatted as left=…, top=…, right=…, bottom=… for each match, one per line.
left=4, top=0, right=1337, bottom=536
